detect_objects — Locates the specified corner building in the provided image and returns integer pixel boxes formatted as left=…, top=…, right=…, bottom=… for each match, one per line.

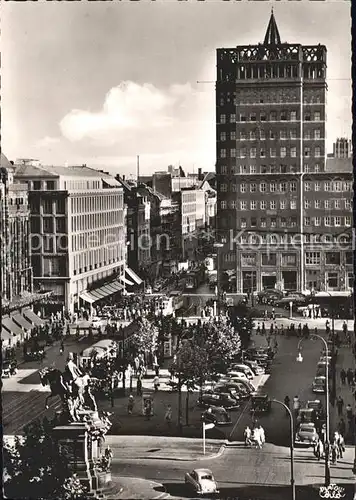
left=216, top=11, right=330, bottom=293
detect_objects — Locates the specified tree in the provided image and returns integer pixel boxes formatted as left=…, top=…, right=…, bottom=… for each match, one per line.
left=131, top=318, right=159, bottom=360
left=228, top=302, right=254, bottom=350
left=170, top=341, right=210, bottom=429
left=3, top=419, right=86, bottom=500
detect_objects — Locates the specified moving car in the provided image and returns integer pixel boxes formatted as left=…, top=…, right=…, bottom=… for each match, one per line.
left=185, top=468, right=219, bottom=496
left=295, top=423, right=319, bottom=447
left=297, top=408, right=316, bottom=425
left=197, top=392, right=240, bottom=410
left=250, top=394, right=271, bottom=415
left=306, top=400, right=324, bottom=419
left=257, top=288, right=284, bottom=304
left=201, top=406, right=232, bottom=426
left=312, top=376, right=326, bottom=394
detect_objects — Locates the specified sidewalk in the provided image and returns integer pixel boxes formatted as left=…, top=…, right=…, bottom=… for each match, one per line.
left=253, top=317, right=354, bottom=332
left=106, top=435, right=224, bottom=461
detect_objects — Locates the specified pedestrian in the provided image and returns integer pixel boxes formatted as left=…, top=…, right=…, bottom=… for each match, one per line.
left=346, top=403, right=353, bottom=422
left=347, top=368, right=354, bottom=386
left=127, top=395, right=134, bottom=415
left=284, top=395, right=290, bottom=416
left=59, top=340, right=64, bottom=355
left=259, top=425, right=265, bottom=447
left=338, top=418, right=346, bottom=437
left=293, top=395, right=300, bottom=415
left=165, top=404, right=172, bottom=426
left=145, top=399, right=152, bottom=420
left=337, top=396, right=344, bottom=416
left=340, top=368, right=346, bottom=385
left=330, top=441, right=339, bottom=464
left=136, top=376, right=142, bottom=396
left=336, top=432, right=345, bottom=458
left=244, top=426, right=252, bottom=446
left=262, top=323, right=266, bottom=335
left=314, top=439, right=324, bottom=461
left=256, top=324, right=261, bottom=335
left=153, top=375, right=160, bottom=392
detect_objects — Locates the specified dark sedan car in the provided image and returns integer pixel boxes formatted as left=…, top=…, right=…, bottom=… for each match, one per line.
left=201, top=406, right=232, bottom=426
left=197, top=392, right=240, bottom=410
left=250, top=394, right=271, bottom=415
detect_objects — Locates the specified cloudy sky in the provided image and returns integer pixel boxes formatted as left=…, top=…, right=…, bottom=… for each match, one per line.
left=2, top=0, right=351, bottom=177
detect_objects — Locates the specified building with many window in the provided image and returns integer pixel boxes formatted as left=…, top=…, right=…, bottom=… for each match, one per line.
left=14, top=164, right=130, bottom=314
left=330, top=138, right=352, bottom=159
left=215, top=12, right=353, bottom=294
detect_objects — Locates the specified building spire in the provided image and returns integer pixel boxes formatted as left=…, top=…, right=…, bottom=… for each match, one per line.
left=263, top=9, right=281, bottom=45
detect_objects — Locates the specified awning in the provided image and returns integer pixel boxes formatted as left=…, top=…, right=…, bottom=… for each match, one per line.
left=119, top=275, right=135, bottom=286
left=12, top=313, right=33, bottom=331
left=80, top=281, right=124, bottom=304
left=80, top=292, right=97, bottom=304
left=2, top=317, right=24, bottom=337
left=126, top=267, right=143, bottom=286
left=1, top=328, right=12, bottom=342
left=23, top=308, right=44, bottom=326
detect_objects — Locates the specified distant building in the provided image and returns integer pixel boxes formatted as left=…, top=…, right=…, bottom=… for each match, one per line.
left=14, top=164, right=129, bottom=315
left=331, top=138, right=352, bottom=159
left=1, top=153, right=47, bottom=349
left=152, top=166, right=199, bottom=198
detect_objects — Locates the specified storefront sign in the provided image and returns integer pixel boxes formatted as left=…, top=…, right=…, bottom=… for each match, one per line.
left=319, top=484, right=346, bottom=499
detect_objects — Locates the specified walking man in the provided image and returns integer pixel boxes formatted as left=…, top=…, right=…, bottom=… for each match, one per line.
left=337, top=396, right=344, bottom=416
left=153, top=374, right=160, bottom=392
left=340, top=368, right=346, bottom=385
left=165, top=404, right=172, bottom=426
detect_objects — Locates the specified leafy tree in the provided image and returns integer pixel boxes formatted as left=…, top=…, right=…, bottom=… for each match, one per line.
left=131, top=317, right=159, bottom=358
left=228, top=302, right=254, bottom=350
left=3, top=419, right=86, bottom=500
left=170, top=341, right=210, bottom=429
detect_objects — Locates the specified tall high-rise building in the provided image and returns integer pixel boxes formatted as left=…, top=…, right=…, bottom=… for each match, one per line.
left=216, top=11, right=335, bottom=294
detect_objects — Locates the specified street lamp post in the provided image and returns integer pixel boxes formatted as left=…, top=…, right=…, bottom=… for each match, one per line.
left=271, top=399, right=295, bottom=500
left=297, top=334, right=331, bottom=486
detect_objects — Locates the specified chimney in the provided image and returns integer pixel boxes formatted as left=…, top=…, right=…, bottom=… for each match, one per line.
left=123, top=175, right=125, bottom=181
left=198, top=168, right=203, bottom=180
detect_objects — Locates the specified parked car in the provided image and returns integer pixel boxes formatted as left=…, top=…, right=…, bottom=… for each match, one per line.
left=295, top=423, right=319, bottom=447
left=2, top=360, right=17, bottom=378
left=220, top=377, right=257, bottom=394
left=250, top=394, right=271, bottom=415
left=185, top=468, right=219, bottom=496
left=201, top=406, right=232, bottom=426
left=226, top=370, right=248, bottom=381
left=319, top=356, right=331, bottom=364
left=312, top=376, right=326, bottom=394
left=229, top=364, right=255, bottom=380
left=257, top=289, right=284, bottom=304
left=240, top=359, right=264, bottom=375
left=214, top=383, right=250, bottom=400
left=197, top=392, right=240, bottom=410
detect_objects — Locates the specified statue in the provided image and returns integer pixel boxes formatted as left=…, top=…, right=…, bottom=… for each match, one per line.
left=39, top=353, right=101, bottom=423
left=98, top=446, right=113, bottom=472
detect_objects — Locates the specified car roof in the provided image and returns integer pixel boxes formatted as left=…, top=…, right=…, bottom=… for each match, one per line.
left=194, top=468, right=213, bottom=476
left=299, top=408, right=314, bottom=413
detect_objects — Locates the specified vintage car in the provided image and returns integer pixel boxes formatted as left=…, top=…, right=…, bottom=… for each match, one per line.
left=295, top=423, right=319, bottom=446
left=24, top=349, right=45, bottom=362
left=312, top=376, right=326, bottom=394
left=297, top=408, right=316, bottom=425
left=214, top=383, right=250, bottom=401
left=201, top=406, right=232, bottom=426
left=226, top=370, right=248, bottom=381
left=185, top=468, right=219, bottom=496
left=229, top=364, right=255, bottom=380
left=240, top=359, right=265, bottom=375
left=197, top=392, right=240, bottom=410
left=250, top=394, right=271, bottom=415
left=306, top=400, right=324, bottom=419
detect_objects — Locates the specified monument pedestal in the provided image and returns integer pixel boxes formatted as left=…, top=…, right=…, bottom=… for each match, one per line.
left=52, top=417, right=111, bottom=494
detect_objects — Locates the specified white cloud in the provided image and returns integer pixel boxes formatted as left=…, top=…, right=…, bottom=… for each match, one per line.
left=35, top=136, right=61, bottom=149
left=59, top=81, right=187, bottom=142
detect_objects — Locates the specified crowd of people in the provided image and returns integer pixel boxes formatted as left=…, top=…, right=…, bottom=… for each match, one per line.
left=244, top=424, right=266, bottom=449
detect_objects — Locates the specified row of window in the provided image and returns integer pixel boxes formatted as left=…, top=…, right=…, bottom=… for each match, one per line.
left=219, top=146, right=323, bottom=159
left=218, top=111, right=322, bottom=124
left=305, top=216, right=352, bottom=227
left=219, top=129, right=323, bottom=142
left=70, top=194, right=123, bottom=214
left=219, top=180, right=352, bottom=194
left=305, top=199, right=352, bottom=210
left=72, top=212, right=124, bottom=232
left=231, top=233, right=351, bottom=246
left=31, top=198, right=65, bottom=214
left=30, top=216, right=66, bottom=234
left=219, top=164, right=318, bottom=174
left=217, top=92, right=323, bottom=106
left=238, top=251, right=352, bottom=267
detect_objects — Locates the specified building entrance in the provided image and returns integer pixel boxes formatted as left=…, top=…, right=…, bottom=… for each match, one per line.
left=242, top=271, right=257, bottom=294
left=262, top=275, right=276, bottom=290
left=282, top=271, right=297, bottom=291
